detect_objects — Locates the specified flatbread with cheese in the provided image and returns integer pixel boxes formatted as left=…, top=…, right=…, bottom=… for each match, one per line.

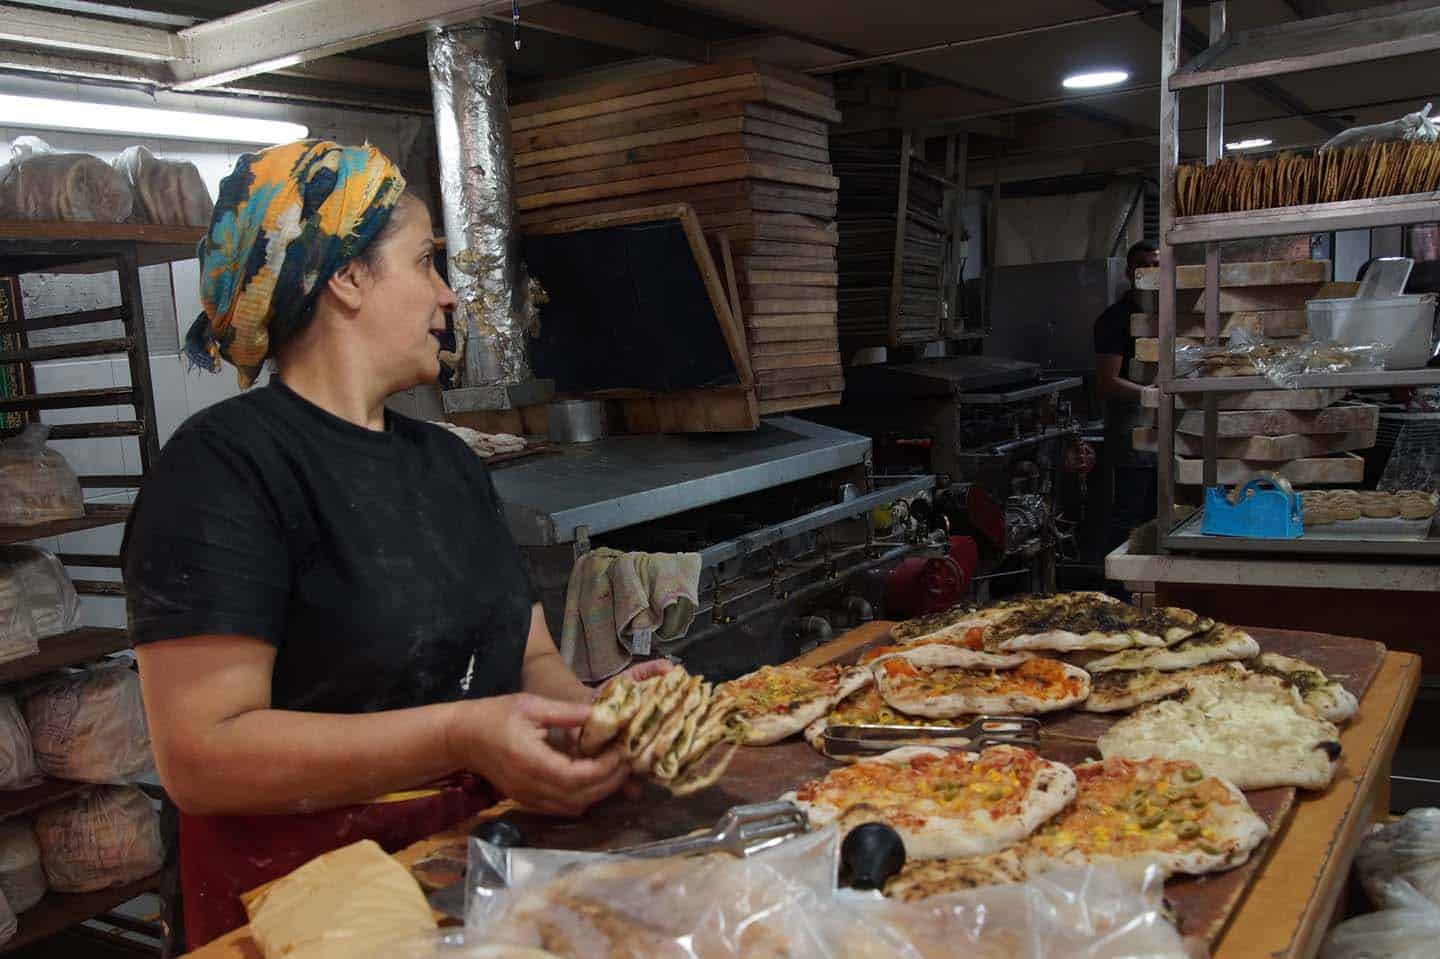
left=882, top=849, right=1029, bottom=901
left=1082, top=662, right=1250, bottom=713
left=1085, top=624, right=1260, bottom=674
left=803, top=685, right=976, bottom=762
left=781, top=745, right=1077, bottom=860
left=874, top=645, right=1090, bottom=718
left=720, top=663, right=871, bottom=745
left=1250, top=651, right=1359, bottom=723
left=1098, top=679, right=1343, bottom=790
left=1023, top=757, right=1268, bottom=878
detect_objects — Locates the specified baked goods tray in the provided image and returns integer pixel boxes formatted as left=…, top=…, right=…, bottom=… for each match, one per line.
left=1303, top=515, right=1434, bottom=541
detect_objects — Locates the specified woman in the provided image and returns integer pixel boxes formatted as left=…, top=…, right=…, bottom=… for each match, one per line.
left=123, top=140, right=662, bottom=948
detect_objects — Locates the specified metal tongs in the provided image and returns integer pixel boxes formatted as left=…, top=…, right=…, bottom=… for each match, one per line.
left=822, top=716, right=1041, bottom=758
left=610, top=801, right=809, bottom=859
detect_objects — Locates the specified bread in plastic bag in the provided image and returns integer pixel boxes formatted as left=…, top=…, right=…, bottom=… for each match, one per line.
left=34, top=785, right=162, bottom=893
left=0, top=546, right=79, bottom=642
left=0, top=696, right=41, bottom=792
left=0, top=425, right=84, bottom=527
left=0, top=138, right=133, bottom=223
left=113, top=146, right=214, bottom=227
left=1357, top=807, right=1440, bottom=909
left=24, top=666, right=154, bottom=784
left=0, top=573, right=37, bottom=668
left=1320, top=880, right=1440, bottom=959
left=0, top=887, right=14, bottom=948
left=0, top=821, right=47, bottom=913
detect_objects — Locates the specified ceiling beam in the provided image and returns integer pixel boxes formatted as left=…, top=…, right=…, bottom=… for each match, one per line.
left=168, top=0, right=528, bottom=91
left=0, top=3, right=181, bottom=61
left=1283, top=0, right=1332, bottom=17
left=0, top=41, right=164, bottom=83
left=271, top=57, right=433, bottom=93
left=492, top=4, right=709, bottom=63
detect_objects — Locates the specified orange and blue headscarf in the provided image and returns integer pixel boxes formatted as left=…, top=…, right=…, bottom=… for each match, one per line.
left=185, top=139, right=407, bottom=388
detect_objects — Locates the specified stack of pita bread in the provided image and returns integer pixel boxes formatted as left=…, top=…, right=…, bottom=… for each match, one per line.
left=578, top=667, right=745, bottom=796
left=112, top=145, right=213, bottom=227
left=0, top=138, right=132, bottom=223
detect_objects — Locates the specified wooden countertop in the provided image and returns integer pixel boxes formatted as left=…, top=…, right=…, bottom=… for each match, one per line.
left=188, top=622, right=1419, bottom=959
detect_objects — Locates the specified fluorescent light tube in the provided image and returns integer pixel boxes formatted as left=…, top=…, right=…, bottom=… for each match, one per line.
left=1062, top=70, right=1129, bottom=90
left=0, top=94, right=308, bottom=144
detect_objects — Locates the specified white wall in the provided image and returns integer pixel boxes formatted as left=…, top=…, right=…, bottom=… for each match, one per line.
left=4, top=76, right=440, bottom=628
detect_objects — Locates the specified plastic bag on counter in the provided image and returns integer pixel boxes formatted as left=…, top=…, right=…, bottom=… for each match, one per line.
left=0, top=425, right=84, bottom=527
left=34, top=785, right=162, bottom=893
left=0, top=696, right=41, bottom=792
left=0, top=888, right=14, bottom=949
left=1322, top=102, right=1439, bottom=152
left=1357, top=807, right=1440, bottom=909
left=1256, top=340, right=1389, bottom=389
left=1379, top=417, right=1440, bottom=495
left=24, top=665, right=154, bottom=785
left=112, top=146, right=213, bottom=227
left=0, top=138, right=133, bottom=223
left=0, top=821, right=47, bottom=914
left=1320, top=881, right=1440, bottom=959
left=0, top=547, right=79, bottom=642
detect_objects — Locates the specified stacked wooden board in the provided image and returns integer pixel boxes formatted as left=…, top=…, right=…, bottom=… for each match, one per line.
left=832, top=137, right=951, bottom=347
left=512, top=59, right=844, bottom=415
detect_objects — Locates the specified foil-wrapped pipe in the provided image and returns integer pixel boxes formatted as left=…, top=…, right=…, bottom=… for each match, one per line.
left=427, top=24, right=534, bottom=398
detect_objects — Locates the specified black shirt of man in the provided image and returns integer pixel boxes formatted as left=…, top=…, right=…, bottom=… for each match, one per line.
left=1093, top=288, right=1140, bottom=372
left=123, top=379, right=536, bottom=714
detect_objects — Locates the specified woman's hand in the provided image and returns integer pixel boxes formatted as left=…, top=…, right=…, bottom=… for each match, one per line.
left=454, top=693, right=629, bottom=817
left=615, top=658, right=674, bottom=685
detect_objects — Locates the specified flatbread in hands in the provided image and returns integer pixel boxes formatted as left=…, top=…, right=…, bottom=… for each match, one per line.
left=803, top=685, right=976, bottom=762
left=578, top=676, right=644, bottom=754
left=1098, top=676, right=1343, bottom=790
left=623, top=668, right=689, bottom=756
left=1022, top=757, right=1268, bottom=878
left=1082, top=662, right=1250, bottom=713
left=719, top=664, right=871, bottom=745
left=1250, top=651, right=1359, bottom=723
left=780, top=745, right=1076, bottom=860
left=1084, top=624, right=1260, bottom=674
left=632, top=676, right=707, bottom=775
left=874, top=645, right=1090, bottom=718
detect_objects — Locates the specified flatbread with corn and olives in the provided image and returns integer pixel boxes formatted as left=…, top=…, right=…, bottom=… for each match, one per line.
left=718, top=663, right=871, bottom=745
left=803, top=685, right=977, bottom=762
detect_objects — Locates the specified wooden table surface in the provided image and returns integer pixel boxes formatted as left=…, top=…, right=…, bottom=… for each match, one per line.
left=188, top=623, right=1419, bottom=959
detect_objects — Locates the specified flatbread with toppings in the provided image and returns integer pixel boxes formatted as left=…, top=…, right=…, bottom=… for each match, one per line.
left=891, top=593, right=1123, bottom=647
left=1081, top=662, right=1250, bottom=713
left=780, top=745, right=1077, bottom=860
left=992, top=603, right=1213, bottom=653
left=874, top=645, right=1090, bottom=718
left=623, top=668, right=690, bottom=756
left=578, top=675, right=644, bottom=754
left=1250, top=651, right=1359, bottom=723
left=632, top=676, right=706, bottom=775
left=803, top=685, right=976, bottom=762
left=719, top=663, right=871, bottom=745
left=1098, top=678, right=1343, bottom=790
left=882, top=849, right=1029, bottom=901
left=1023, top=757, right=1268, bottom=878
left=1084, top=624, right=1260, bottom=674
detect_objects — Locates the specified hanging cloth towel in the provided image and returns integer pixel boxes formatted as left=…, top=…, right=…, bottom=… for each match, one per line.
left=560, top=548, right=701, bottom=683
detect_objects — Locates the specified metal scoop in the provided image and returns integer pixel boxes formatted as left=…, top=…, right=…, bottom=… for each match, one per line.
left=822, top=715, right=1040, bottom=758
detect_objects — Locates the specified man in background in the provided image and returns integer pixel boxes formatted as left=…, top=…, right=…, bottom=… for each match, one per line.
left=1094, top=240, right=1160, bottom=549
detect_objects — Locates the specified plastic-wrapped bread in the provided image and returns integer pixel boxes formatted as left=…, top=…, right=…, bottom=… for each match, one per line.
left=0, top=425, right=84, bottom=527
left=0, top=138, right=133, bottom=223
left=24, top=666, right=154, bottom=785
left=0, top=577, right=36, bottom=669
left=0, top=696, right=41, bottom=792
left=0, top=888, right=13, bottom=948
left=0, top=822, right=46, bottom=913
left=113, top=146, right=213, bottom=226
left=35, top=786, right=163, bottom=893
left=0, top=547, right=79, bottom=642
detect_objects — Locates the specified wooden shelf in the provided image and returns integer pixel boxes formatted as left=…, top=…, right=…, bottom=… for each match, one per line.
left=1163, top=369, right=1440, bottom=394
left=1, top=873, right=161, bottom=954
left=0, top=505, right=130, bottom=546
left=0, top=627, right=130, bottom=686
left=0, top=780, right=90, bottom=823
left=1169, top=0, right=1440, bottom=90
left=1168, top=193, right=1440, bottom=245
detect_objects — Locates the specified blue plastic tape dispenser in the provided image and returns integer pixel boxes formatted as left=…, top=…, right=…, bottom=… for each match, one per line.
left=1201, top=475, right=1303, bottom=539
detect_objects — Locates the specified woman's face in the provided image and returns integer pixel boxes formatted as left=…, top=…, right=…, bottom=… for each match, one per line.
left=358, top=199, right=456, bottom=389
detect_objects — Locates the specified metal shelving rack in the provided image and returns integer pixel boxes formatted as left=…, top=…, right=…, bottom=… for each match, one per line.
left=1155, top=0, right=1440, bottom=557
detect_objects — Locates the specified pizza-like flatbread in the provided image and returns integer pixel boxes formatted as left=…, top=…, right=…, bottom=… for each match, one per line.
left=1098, top=680, right=1343, bottom=790
left=1023, top=757, right=1268, bottom=878
left=780, top=745, right=1077, bottom=860
left=803, top=686, right=976, bottom=762
left=1250, top=651, right=1359, bottom=724
left=882, top=849, right=1029, bottom=901
left=1081, top=662, right=1250, bottom=713
left=993, top=603, right=1213, bottom=653
left=890, top=593, right=1124, bottom=648
left=1084, top=624, right=1260, bottom=674
left=874, top=645, right=1089, bottom=718
left=719, top=664, right=871, bottom=745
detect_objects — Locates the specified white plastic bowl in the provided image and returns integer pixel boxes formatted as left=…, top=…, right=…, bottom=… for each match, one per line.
left=1307, top=294, right=1437, bottom=370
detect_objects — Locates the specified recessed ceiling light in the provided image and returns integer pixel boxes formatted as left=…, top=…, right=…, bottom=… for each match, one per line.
left=1226, top=137, right=1273, bottom=150
left=1062, top=70, right=1129, bottom=90
left=0, top=94, right=308, bottom=145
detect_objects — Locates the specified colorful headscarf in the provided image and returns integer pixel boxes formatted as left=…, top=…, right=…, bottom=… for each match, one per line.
left=185, top=139, right=407, bottom=388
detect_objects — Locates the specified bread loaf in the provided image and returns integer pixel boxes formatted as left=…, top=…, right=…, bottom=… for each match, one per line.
left=24, top=667, right=153, bottom=785
left=35, top=786, right=162, bottom=892
left=0, top=822, right=46, bottom=913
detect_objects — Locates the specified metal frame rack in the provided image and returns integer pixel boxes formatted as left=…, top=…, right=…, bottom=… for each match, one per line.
left=1155, top=0, right=1440, bottom=556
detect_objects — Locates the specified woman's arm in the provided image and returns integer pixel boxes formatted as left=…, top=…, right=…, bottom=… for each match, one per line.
left=137, top=634, right=627, bottom=817
left=520, top=603, right=594, bottom=704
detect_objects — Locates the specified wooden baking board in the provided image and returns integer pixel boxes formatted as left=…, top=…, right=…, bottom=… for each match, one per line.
left=1130, top=310, right=1308, bottom=339
left=1172, top=453, right=1365, bottom=486
left=1141, top=385, right=1347, bottom=411
left=1135, top=403, right=1378, bottom=437
left=1133, top=260, right=1329, bottom=291
left=1136, top=281, right=1358, bottom=314
left=1134, top=427, right=1377, bottom=460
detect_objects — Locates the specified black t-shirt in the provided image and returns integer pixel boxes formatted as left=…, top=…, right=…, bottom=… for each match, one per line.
left=122, top=380, right=535, bottom=714
left=1093, top=289, right=1139, bottom=369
